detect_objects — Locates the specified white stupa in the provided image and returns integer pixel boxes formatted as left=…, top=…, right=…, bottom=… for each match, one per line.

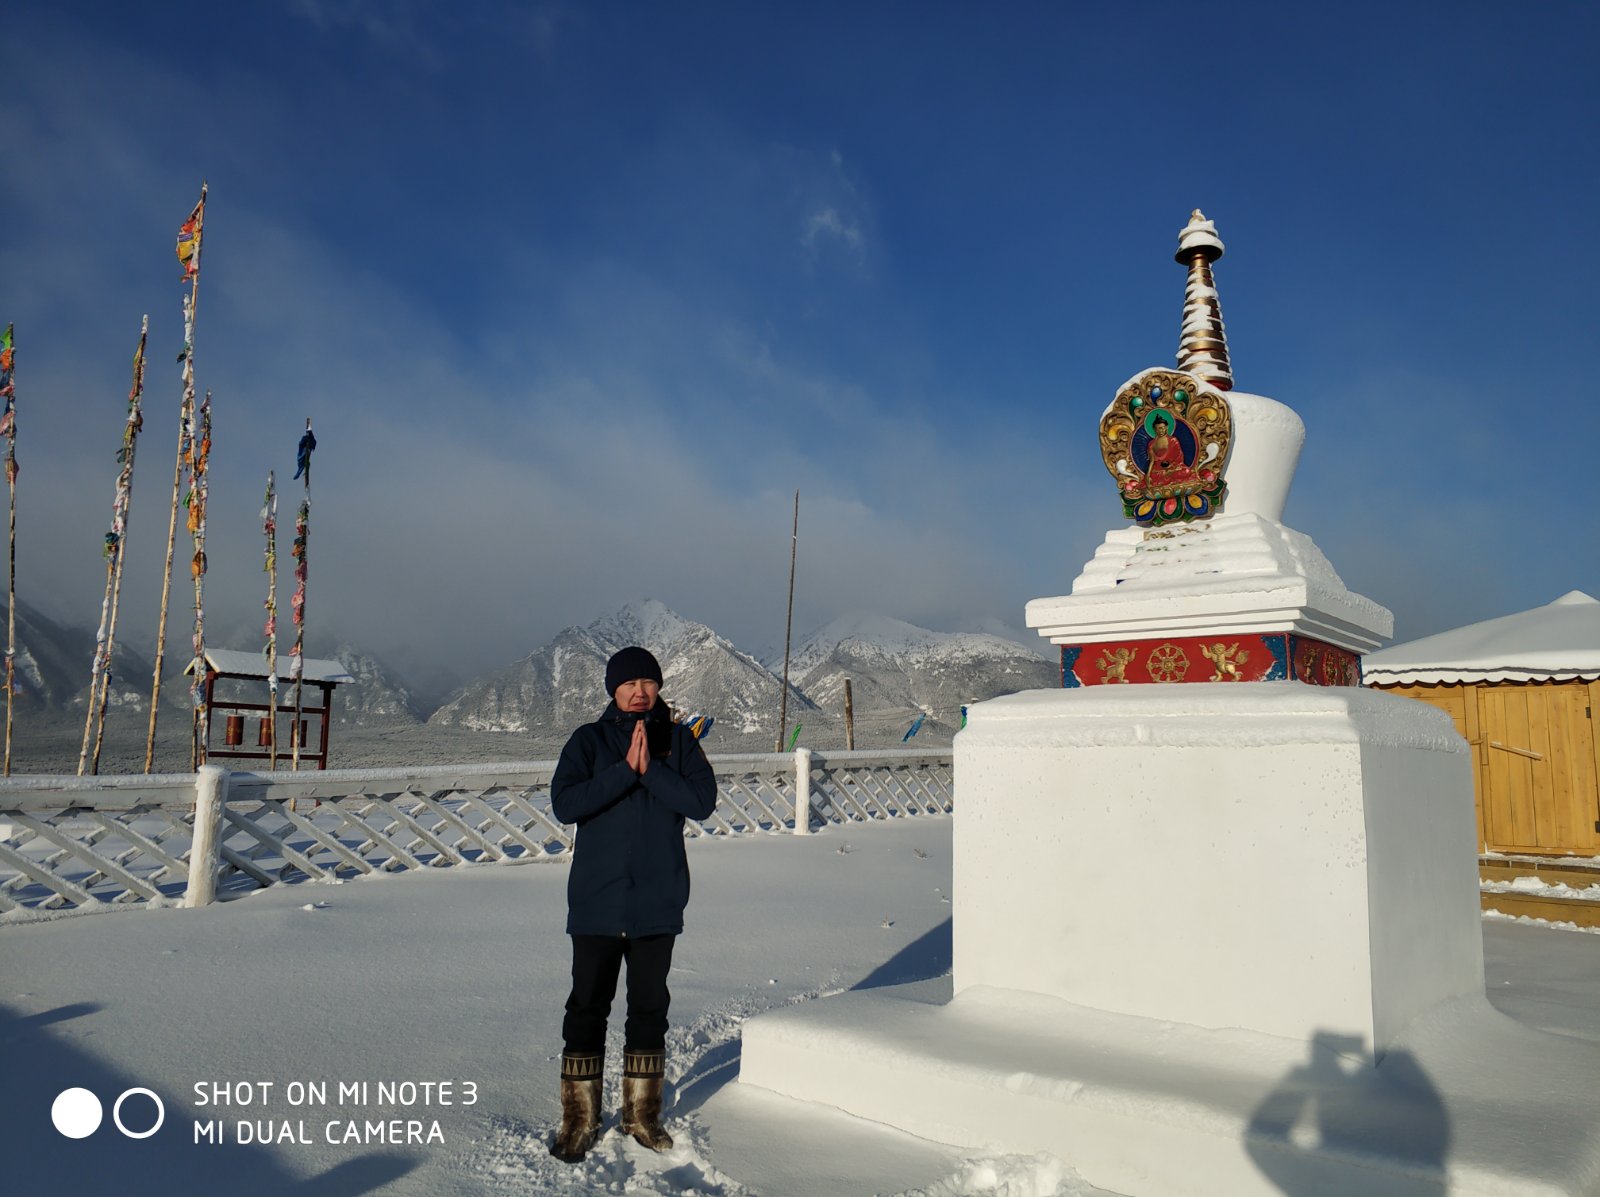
left=737, top=213, right=1600, bottom=1196
left=1029, top=211, right=1391, bottom=674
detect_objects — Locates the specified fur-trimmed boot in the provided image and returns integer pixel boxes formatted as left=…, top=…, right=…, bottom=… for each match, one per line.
left=619, top=1047, right=673, bottom=1151
left=549, top=1051, right=603, bottom=1163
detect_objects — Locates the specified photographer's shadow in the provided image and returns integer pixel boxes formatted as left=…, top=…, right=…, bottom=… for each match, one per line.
left=0, top=1000, right=415, bottom=1197
left=1247, top=1030, right=1449, bottom=1196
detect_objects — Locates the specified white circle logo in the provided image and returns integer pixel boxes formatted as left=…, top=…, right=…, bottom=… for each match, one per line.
left=51, top=1088, right=103, bottom=1138
left=112, top=1087, right=165, bottom=1139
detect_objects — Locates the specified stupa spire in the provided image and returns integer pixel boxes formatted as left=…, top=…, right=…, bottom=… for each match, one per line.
left=1174, top=209, right=1233, bottom=392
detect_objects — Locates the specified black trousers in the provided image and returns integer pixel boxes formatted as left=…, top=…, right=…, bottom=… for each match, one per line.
left=562, top=933, right=676, bottom=1055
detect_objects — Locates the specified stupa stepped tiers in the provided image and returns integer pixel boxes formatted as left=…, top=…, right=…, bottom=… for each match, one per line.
left=1028, top=210, right=1391, bottom=687
left=738, top=212, right=1600, bottom=1196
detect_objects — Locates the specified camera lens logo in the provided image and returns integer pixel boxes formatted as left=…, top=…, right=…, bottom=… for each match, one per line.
left=51, top=1088, right=102, bottom=1138
left=52, top=1087, right=165, bottom=1139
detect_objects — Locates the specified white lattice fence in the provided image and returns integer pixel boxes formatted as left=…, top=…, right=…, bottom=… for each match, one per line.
left=0, top=774, right=202, bottom=916
left=0, top=750, right=952, bottom=921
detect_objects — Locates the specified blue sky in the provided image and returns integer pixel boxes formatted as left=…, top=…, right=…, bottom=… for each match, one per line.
left=2, top=1, right=1596, bottom=689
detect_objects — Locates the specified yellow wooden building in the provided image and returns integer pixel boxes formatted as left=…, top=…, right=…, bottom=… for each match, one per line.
left=1363, top=591, right=1600, bottom=858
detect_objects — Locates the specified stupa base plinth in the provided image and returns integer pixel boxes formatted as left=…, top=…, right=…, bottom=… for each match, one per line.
left=739, top=983, right=1600, bottom=1196
left=737, top=686, right=1600, bottom=1194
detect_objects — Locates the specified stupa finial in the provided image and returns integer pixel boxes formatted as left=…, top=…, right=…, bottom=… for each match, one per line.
left=1174, top=209, right=1233, bottom=392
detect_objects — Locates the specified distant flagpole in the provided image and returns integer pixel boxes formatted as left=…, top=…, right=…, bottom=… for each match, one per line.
left=775, top=489, right=798, bottom=752
left=147, top=182, right=207, bottom=773
left=78, top=319, right=149, bottom=775
left=290, top=418, right=315, bottom=770
left=186, top=390, right=212, bottom=768
left=261, top=471, right=279, bottom=770
left=1, top=323, right=18, bottom=775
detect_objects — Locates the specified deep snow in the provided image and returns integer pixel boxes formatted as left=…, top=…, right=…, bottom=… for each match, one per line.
left=3, top=815, right=1597, bottom=1196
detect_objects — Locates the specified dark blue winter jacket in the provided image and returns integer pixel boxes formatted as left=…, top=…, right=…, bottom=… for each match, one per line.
left=550, top=699, right=719, bottom=937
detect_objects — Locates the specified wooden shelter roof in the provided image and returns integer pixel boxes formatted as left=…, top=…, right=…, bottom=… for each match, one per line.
left=185, top=648, right=354, bottom=686
left=1363, top=591, right=1600, bottom=686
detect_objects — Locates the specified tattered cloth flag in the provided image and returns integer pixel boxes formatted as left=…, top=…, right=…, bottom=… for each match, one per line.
left=261, top=473, right=278, bottom=678
left=901, top=713, right=926, bottom=742
left=786, top=722, right=802, bottom=751
left=289, top=496, right=310, bottom=681
left=2, top=323, right=13, bottom=773
left=261, top=471, right=280, bottom=763
left=176, top=189, right=205, bottom=280
left=185, top=392, right=211, bottom=715
left=293, top=423, right=316, bottom=481
left=1, top=323, right=16, bottom=481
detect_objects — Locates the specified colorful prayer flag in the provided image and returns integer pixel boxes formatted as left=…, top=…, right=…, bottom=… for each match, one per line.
left=176, top=186, right=206, bottom=280
left=902, top=713, right=926, bottom=742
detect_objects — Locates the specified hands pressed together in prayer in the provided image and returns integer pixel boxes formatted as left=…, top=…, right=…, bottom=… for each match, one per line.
left=626, top=720, right=652, bottom=775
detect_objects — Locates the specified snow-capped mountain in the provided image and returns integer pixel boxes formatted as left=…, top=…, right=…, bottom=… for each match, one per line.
left=0, top=599, right=161, bottom=712
left=4, top=595, right=1059, bottom=751
left=332, top=645, right=422, bottom=724
left=779, top=612, right=1059, bottom=722
left=429, top=600, right=816, bottom=744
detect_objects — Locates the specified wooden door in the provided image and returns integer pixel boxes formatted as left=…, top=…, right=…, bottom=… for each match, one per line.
left=1476, top=681, right=1600, bottom=856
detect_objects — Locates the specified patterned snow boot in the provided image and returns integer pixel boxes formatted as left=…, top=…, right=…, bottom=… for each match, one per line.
left=549, top=1051, right=603, bottom=1163
left=619, top=1048, right=673, bottom=1151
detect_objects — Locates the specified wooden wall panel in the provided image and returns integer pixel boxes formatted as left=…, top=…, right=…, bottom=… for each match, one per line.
left=1371, top=679, right=1600, bottom=856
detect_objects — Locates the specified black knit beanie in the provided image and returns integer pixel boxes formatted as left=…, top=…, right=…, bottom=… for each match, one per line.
left=605, top=646, right=663, bottom=697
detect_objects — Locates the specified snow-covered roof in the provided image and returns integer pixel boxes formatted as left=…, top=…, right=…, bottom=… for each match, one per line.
left=1363, top=591, right=1600, bottom=685
left=185, top=649, right=355, bottom=685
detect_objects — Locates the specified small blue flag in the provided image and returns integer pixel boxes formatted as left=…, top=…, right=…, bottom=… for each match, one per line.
left=902, top=713, right=926, bottom=742
left=293, top=423, right=317, bottom=481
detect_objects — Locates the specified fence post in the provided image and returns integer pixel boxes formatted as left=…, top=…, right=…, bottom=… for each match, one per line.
left=185, top=764, right=229, bottom=908
left=793, top=747, right=812, bottom=834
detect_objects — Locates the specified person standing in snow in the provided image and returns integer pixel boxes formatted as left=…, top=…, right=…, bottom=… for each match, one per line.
left=547, top=646, right=719, bottom=1163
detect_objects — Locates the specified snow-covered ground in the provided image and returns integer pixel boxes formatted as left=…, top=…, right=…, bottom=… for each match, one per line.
left=4, top=815, right=1598, bottom=1196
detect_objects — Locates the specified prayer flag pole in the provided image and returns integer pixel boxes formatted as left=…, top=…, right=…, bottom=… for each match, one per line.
left=1, top=324, right=17, bottom=775
left=146, top=182, right=206, bottom=773
left=186, top=390, right=212, bottom=768
left=78, top=319, right=148, bottom=775
left=775, top=489, right=798, bottom=751
left=262, top=471, right=279, bottom=770
left=290, top=419, right=315, bottom=770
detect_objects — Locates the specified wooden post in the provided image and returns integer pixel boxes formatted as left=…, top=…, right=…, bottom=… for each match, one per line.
left=775, top=489, right=798, bottom=751
left=318, top=681, right=333, bottom=770
left=794, top=746, right=812, bottom=834
left=81, top=319, right=149, bottom=776
left=187, top=391, right=212, bottom=771
left=262, top=472, right=278, bottom=770
left=148, top=183, right=207, bottom=773
left=843, top=677, right=855, bottom=751
left=185, top=763, right=227, bottom=908
left=145, top=391, right=189, bottom=772
left=290, top=418, right=314, bottom=771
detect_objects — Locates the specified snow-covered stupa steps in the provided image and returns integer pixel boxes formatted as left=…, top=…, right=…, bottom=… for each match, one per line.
left=739, top=982, right=1600, bottom=1197
left=1479, top=856, right=1600, bottom=928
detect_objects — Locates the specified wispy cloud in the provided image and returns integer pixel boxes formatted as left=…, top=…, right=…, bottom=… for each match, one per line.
left=5, top=0, right=1595, bottom=696
left=804, top=207, right=866, bottom=256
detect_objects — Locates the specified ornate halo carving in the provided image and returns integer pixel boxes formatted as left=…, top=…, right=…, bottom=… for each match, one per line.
left=1099, top=367, right=1231, bottom=527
